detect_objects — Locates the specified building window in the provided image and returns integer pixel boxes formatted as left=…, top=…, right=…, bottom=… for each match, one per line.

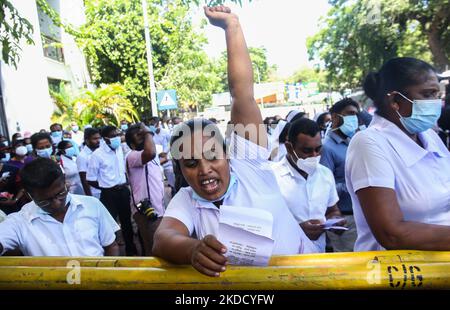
left=48, top=78, right=68, bottom=93
left=42, top=35, right=65, bottom=63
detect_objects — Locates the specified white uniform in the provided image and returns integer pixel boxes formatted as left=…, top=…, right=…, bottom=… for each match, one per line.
left=346, top=114, right=450, bottom=251
left=77, top=145, right=101, bottom=198
left=0, top=194, right=119, bottom=256
left=272, top=157, right=339, bottom=252
left=164, top=133, right=316, bottom=255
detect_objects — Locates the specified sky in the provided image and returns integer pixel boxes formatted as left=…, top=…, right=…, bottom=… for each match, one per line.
left=192, top=0, right=331, bottom=78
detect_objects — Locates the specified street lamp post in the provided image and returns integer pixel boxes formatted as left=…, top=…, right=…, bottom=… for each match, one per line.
left=142, top=0, right=158, bottom=117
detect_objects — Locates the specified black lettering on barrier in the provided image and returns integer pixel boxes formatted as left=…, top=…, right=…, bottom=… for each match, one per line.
left=410, top=266, right=423, bottom=287
left=388, top=266, right=400, bottom=288
left=387, top=265, right=424, bottom=289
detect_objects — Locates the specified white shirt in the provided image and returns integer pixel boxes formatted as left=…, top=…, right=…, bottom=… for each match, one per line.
left=60, top=155, right=84, bottom=195
left=153, top=129, right=171, bottom=153
left=164, top=133, right=316, bottom=255
left=272, top=157, right=339, bottom=252
left=346, top=114, right=450, bottom=252
left=76, top=145, right=101, bottom=198
left=71, top=130, right=84, bottom=147
left=87, top=140, right=127, bottom=188
left=0, top=194, right=119, bottom=256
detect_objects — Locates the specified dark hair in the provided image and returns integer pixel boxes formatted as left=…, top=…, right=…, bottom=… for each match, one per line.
left=170, top=118, right=226, bottom=160
left=100, top=125, right=117, bottom=138
left=50, top=123, right=62, bottom=131
left=363, top=57, right=437, bottom=116
left=84, top=128, right=100, bottom=141
left=330, top=98, right=360, bottom=115
left=20, top=158, right=64, bottom=193
left=125, top=124, right=141, bottom=147
left=279, top=122, right=291, bottom=144
left=30, top=132, right=52, bottom=149
left=149, top=117, right=160, bottom=125
left=316, top=112, right=331, bottom=128
left=288, top=118, right=320, bottom=145
left=56, top=140, right=72, bottom=155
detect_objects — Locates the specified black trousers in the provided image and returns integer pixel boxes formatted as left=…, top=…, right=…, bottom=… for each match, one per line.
left=100, top=186, right=136, bottom=255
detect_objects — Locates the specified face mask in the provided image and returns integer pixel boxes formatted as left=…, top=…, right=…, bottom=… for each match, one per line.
left=108, top=137, right=121, bottom=150
left=72, top=126, right=79, bottom=132
left=395, top=92, right=442, bottom=134
left=36, top=147, right=53, bottom=158
left=148, top=125, right=157, bottom=133
left=26, top=144, right=33, bottom=153
left=121, top=124, right=128, bottom=131
left=293, top=150, right=320, bottom=175
left=84, top=125, right=92, bottom=129
left=15, top=146, right=28, bottom=156
left=64, top=147, right=76, bottom=158
left=1, top=153, right=10, bottom=162
left=337, top=115, right=358, bottom=138
left=192, top=173, right=237, bottom=203
left=51, top=131, right=62, bottom=138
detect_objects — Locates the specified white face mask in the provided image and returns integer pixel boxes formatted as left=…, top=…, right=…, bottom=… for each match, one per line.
left=293, top=150, right=321, bottom=176
left=15, top=146, right=28, bottom=156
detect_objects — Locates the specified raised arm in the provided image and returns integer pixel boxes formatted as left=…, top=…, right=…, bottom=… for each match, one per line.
left=205, top=6, right=266, bottom=147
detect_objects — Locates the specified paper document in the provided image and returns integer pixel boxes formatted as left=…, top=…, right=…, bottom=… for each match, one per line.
left=218, top=206, right=275, bottom=266
left=323, top=218, right=348, bottom=231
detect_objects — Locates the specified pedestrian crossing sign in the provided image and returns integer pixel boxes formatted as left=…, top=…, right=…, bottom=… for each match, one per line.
left=157, top=90, right=178, bottom=111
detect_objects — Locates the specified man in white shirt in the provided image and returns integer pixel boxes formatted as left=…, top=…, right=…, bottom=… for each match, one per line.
left=149, top=117, right=171, bottom=153
left=76, top=128, right=101, bottom=198
left=87, top=125, right=137, bottom=256
left=70, top=122, right=84, bottom=147
left=0, top=158, right=119, bottom=256
left=272, top=118, right=344, bottom=252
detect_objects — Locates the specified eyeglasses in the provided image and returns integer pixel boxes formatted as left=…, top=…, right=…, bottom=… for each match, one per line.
left=30, top=186, right=68, bottom=208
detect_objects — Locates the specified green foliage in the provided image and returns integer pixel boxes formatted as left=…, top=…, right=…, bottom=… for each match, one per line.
left=50, top=83, right=138, bottom=128
left=0, top=0, right=34, bottom=68
left=307, top=0, right=450, bottom=92
left=286, top=66, right=328, bottom=92
left=80, top=0, right=229, bottom=114
left=215, top=46, right=273, bottom=92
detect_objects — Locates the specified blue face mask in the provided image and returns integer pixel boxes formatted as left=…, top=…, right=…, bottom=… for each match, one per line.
left=192, top=173, right=237, bottom=203
left=148, top=125, right=157, bottom=133
left=51, top=131, right=62, bottom=138
left=72, top=126, right=79, bottom=132
left=337, top=115, right=359, bottom=138
left=121, top=124, right=128, bottom=131
left=26, top=144, right=33, bottom=153
left=37, top=147, right=53, bottom=158
left=108, top=137, right=121, bottom=150
left=64, top=147, right=76, bottom=158
left=395, top=92, right=442, bottom=134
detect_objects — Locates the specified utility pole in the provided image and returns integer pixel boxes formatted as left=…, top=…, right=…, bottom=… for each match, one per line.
left=142, top=0, right=158, bottom=117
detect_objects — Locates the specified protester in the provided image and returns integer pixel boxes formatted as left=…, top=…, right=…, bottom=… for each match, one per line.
left=153, top=6, right=315, bottom=277
left=347, top=57, right=450, bottom=251
left=0, top=158, right=120, bottom=256
left=320, top=98, right=360, bottom=252
left=272, top=118, right=344, bottom=252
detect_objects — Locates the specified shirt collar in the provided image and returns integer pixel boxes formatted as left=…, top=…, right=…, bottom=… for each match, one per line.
left=25, top=194, right=84, bottom=222
left=370, top=114, right=448, bottom=167
left=100, top=140, right=115, bottom=153
left=328, top=131, right=349, bottom=145
left=278, top=156, right=306, bottom=180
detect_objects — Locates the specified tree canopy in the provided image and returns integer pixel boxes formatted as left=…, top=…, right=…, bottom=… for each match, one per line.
left=307, top=0, right=449, bottom=92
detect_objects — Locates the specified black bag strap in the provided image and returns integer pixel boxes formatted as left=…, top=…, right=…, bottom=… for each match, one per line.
left=126, top=154, right=152, bottom=209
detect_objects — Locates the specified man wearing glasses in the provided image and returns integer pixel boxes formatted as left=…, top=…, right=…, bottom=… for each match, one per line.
left=0, top=158, right=119, bottom=256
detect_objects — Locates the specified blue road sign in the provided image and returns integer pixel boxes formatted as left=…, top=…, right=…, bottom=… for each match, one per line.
left=157, top=90, right=178, bottom=111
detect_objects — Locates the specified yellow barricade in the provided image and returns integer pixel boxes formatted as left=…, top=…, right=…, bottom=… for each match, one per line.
left=0, top=251, right=449, bottom=289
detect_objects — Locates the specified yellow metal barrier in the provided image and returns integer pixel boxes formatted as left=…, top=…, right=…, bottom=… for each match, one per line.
left=0, top=251, right=449, bottom=289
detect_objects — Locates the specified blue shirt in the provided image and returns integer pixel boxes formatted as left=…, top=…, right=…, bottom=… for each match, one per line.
left=320, top=131, right=353, bottom=214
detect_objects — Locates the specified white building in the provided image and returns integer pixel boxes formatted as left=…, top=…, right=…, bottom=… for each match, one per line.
left=0, top=0, right=91, bottom=137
